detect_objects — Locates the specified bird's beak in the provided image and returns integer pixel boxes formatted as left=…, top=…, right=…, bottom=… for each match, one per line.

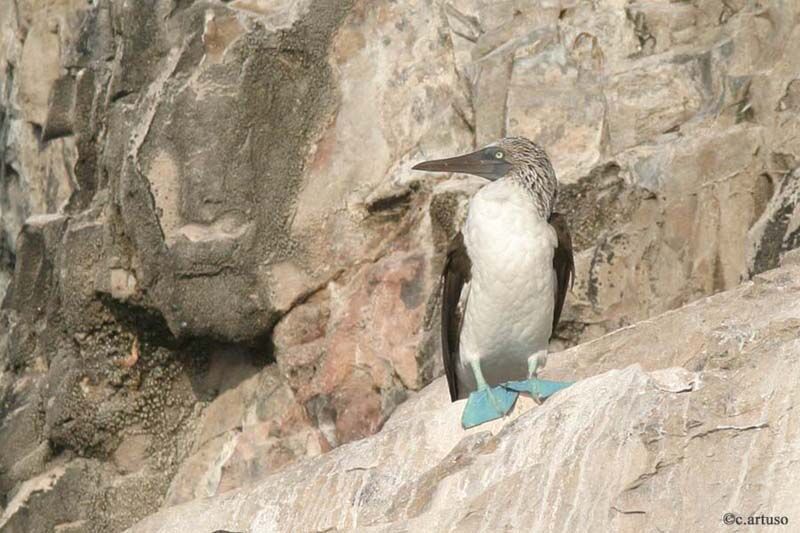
left=412, top=147, right=511, bottom=181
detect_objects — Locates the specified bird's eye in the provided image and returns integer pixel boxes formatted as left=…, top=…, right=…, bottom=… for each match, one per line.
left=495, top=151, right=504, bottom=159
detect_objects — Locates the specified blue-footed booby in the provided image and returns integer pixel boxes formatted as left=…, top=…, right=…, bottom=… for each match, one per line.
left=413, top=137, right=575, bottom=428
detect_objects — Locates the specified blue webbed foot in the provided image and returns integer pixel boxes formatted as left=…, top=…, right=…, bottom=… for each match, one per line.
left=504, top=378, right=573, bottom=401
left=461, top=386, right=518, bottom=429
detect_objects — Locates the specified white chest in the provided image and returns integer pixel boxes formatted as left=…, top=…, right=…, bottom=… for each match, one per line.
left=459, top=180, right=557, bottom=376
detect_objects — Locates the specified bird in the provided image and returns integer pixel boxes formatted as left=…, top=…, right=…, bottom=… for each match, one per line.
left=412, top=137, right=574, bottom=428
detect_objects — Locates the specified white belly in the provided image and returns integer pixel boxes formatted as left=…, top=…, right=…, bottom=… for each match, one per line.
left=458, top=180, right=557, bottom=390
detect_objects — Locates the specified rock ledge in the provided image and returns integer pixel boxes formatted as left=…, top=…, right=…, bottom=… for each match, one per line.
left=129, top=263, right=800, bottom=533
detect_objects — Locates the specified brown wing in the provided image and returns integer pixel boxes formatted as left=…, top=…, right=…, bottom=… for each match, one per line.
left=441, top=232, right=471, bottom=402
left=548, top=212, right=575, bottom=337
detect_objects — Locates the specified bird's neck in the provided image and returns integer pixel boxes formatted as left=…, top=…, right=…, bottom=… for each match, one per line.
left=506, top=171, right=557, bottom=219
left=476, top=179, right=551, bottom=222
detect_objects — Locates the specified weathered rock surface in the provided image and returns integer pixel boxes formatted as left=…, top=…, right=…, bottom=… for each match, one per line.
left=129, top=262, right=800, bottom=532
left=1, top=0, right=800, bottom=531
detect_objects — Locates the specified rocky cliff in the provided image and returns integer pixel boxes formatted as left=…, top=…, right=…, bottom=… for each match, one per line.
left=129, top=258, right=800, bottom=533
left=1, top=0, right=799, bottom=531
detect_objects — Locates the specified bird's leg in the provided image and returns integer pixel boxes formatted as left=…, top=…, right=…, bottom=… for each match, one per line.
left=526, top=351, right=546, bottom=403
left=504, top=350, right=573, bottom=401
left=461, top=359, right=518, bottom=429
left=471, top=360, right=502, bottom=410
left=528, top=349, right=573, bottom=401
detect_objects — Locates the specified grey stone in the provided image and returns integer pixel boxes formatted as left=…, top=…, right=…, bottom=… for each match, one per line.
left=41, top=75, right=77, bottom=142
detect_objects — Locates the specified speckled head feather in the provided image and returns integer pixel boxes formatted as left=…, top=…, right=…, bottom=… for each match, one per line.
left=412, top=135, right=559, bottom=217
left=493, top=137, right=558, bottom=218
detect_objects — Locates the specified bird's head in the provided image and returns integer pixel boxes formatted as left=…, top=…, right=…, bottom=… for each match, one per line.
left=412, top=136, right=558, bottom=213
left=412, top=137, right=554, bottom=181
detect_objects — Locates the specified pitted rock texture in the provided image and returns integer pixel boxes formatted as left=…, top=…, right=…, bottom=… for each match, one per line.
left=128, top=262, right=800, bottom=533
left=1, top=0, right=800, bottom=531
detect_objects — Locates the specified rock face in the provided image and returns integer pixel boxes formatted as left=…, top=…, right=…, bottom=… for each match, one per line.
left=128, top=262, right=800, bottom=533
left=1, top=0, right=800, bottom=531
